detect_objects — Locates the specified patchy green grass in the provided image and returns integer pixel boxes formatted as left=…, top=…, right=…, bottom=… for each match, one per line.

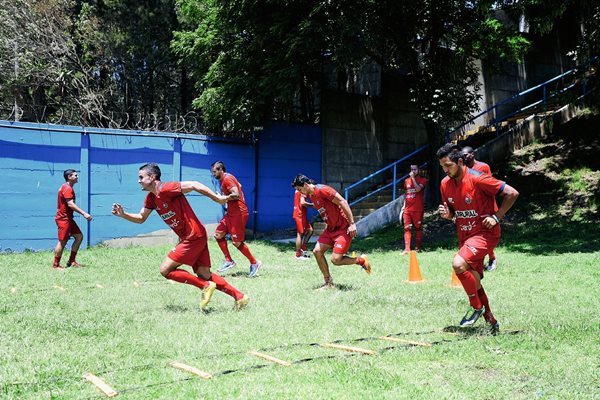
left=1, top=216, right=599, bottom=399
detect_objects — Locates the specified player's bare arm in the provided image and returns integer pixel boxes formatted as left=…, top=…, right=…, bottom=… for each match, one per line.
left=180, top=181, right=228, bottom=204
left=300, top=195, right=313, bottom=208
left=332, top=193, right=357, bottom=238
left=112, top=203, right=152, bottom=224
left=482, top=184, right=519, bottom=229
left=67, top=199, right=93, bottom=221
left=411, top=175, right=424, bottom=191
left=226, top=185, right=240, bottom=201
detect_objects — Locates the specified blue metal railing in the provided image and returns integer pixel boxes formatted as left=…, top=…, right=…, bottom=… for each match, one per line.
left=345, top=61, right=593, bottom=208
left=344, top=145, right=428, bottom=206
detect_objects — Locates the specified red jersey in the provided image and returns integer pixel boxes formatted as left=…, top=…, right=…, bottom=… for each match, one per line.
left=440, top=166, right=505, bottom=243
left=293, top=190, right=308, bottom=218
left=404, top=176, right=427, bottom=212
left=144, top=182, right=206, bottom=241
left=221, top=173, right=248, bottom=217
left=310, top=184, right=349, bottom=232
left=472, top=160, right=491, bottom=175
left=56, top=183, right=75, bottom=220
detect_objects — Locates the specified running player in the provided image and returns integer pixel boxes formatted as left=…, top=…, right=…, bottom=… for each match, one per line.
left=401, top=164, right=427, bottom=254
left=292, top=174, right=371, bottom=289
left=437, top=144, right=518, bottom=333
left=112, top=163, right=249, bottom=310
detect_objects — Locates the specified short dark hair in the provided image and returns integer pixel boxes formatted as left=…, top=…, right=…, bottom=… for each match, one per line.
left=436, top=143, right=463, bottom=163
left=211, top=160, right=226, bottom=172
left=291, top=174, right=315, bottom=188
left=461, top=146, right=474, bottom=156
left=140, top=163, right=161, bottom=179
left=63, top=169, right=77, bottom=181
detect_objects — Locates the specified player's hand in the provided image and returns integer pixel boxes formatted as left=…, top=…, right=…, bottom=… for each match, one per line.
left=216, top=195, right=228, bottom=205
left=84, top=213, right=93, bottom=221
left=438, top=202, right=451, bottom=220
left=112, top=203, right=124, bottom=217
left=482, top=215, right=498, bottom=229
left=409, top=171, right=415, bottom=178
left=347, top=223, right=358, bottom=238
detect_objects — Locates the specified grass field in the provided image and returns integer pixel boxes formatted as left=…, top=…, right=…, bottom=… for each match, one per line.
left=1, top=214, right=599, bottom=399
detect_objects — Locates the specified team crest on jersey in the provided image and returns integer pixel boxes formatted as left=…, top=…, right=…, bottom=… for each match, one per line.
left=465, top=196, right=471, bottom=204
left=163, top=203, right=168, bottom=209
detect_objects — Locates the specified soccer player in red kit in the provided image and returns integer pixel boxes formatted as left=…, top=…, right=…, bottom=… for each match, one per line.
left=292, top=174, right=371, bottom=289
left=437, top=144, right=518, bottom=333
left=211, top=161, right=262, bottom=277
left=462, top=146, right=496, bottom=271
left=112, top=163, right=249, bottom=310
left=293, top=189, right=314, bottom=259
left=52, top=169, right=93, bottom=269
left=401, top=164, right=427, bottom=254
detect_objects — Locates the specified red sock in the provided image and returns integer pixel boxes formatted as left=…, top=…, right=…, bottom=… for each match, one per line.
left=488, top=249, right=496, bottom=261
left=68, top=251, right=77, bottom=264
left=296, top=250, right=302, bottom=257
left=216, top=238, right=233, bottom=261
left=210, top=273, right=244, bottom=300
left=301, top=244, right=307, bottom=251
left=478, top=287, right=497, bottom=324
left=237, top=242, right=257, bottom=264
left=415, top=230, right=422, bottom=249
left=356, top=256, right=365, bottom=266
left=403, top=229, right=411, bottom=250
left=53, top=256, right=61, bottom=267
left=165, top=269, right=210, bottom=290
left=456, top=270, right=483, bottom=309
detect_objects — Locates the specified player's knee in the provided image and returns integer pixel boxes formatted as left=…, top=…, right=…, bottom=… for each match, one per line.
left=312, top=248, right=323, bottom=257
left=214, top=232, right=225, bottom=240
left=404, top=225, right=412, bottom=231
left=196, top=270, right=211, bottom=280
left=159, top=267, right=170, bottom=277
left=330, top=253, right=344, bottom=265
left=452, top=257, right=468, bottom=273
left=232, top=241, right=242, bottom=248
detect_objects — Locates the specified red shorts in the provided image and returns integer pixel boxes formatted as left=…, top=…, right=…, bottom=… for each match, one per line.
left=216, top=213, right=249, bottom=242
left=55, top=218, right=82, bottom=241
left=294, top=215, right=312, bottom=234
left=403, top=210, right=424, bottom=230
left=168, top=237, right=211, bottom=273
left=318, top=228, right=352, bottom=254
left=458, top=234, right=500, bottom=277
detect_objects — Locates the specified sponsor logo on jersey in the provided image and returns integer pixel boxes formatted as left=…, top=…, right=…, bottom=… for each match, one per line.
left=455, top=210, right=478, bottom=218
left=161, top=211, right=176, bottom=220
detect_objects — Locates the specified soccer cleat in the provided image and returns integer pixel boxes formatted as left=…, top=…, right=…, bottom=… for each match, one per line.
left=295, top=254, right=310, bottom=260
left=234, top=294, right=250, bottom=310
left=485, top=259, right=497, bottom=272
left=200, top=281, right=217, bottom=309
left=67, top=261, right=82, bottom=268
left=460, top=306, right=485, bottom=327
left=248, top=260, right=262, bottom=277
left=359, top=254, right=372, bottom=275
left=401, top=249, right=410, bottom=255
left=52, top=264, right=65, bottom=270
left=302, top=250, right=311, bottom=258
left=487, top=322, right=500, bottom=336
left=218, top=260, right=236, bottom=273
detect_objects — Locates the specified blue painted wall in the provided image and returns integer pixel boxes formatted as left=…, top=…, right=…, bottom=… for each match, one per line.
left=0, top=120, right=321, bottom=252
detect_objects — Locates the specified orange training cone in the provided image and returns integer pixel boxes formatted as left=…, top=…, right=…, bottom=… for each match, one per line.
left=450, top=270, right=462, bottom=288
left=408, top=251, right=423, bottom=283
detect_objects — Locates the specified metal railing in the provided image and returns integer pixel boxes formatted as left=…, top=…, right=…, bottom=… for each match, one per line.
left=345, top=61, right=594, bottom=208
left=344, top=145, right=429, bottom=206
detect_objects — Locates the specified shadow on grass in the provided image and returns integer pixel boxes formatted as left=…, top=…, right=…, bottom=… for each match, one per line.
left=164, top=304, right=190, bottom=313
left=310, top=283, right=355, bottom=292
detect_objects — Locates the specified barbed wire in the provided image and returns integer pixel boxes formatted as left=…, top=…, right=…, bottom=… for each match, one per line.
left=0, top=104, right=253, bottom=139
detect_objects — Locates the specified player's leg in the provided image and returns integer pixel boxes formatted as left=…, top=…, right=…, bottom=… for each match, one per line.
left=215, top=217, right=236, bottom=272
left=295, top=217, right=305, bottom=258
left=328, top=232, right=371, bottom=274
left=313, top=240, right=334, bottom=288
left=414, top=211, right=424, bottom=251
left=160, top=241, right=212, bottom=290
left=53, top=220, right=69, bottom=269
left=67, top=221, right=83, bottom=266
left=301, top=215, right=313, bottom=254
left=402, top=212, right=412, bottom=254
left=231, top=215, right=261, bottom=276
left=485, top=248, right=497, bottom=271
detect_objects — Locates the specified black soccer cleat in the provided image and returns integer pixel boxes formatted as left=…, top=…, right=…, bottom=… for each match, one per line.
left=487, top=322, right=500, bottom=336
left=460, top=306, right=485, bottom=327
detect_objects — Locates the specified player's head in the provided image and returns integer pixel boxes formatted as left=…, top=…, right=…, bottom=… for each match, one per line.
left=63, top=169, right=78, bottom=182
left=211, top=161, right=226, bottom=179
left=437, top=143, right=464, bottom=179
left=139, top=163, right=161, bottom=191
left=410, top=164, right=419, bottom=174
left=460, top=146, right=475, bottom=167
left=292, top=174, right=315, bottom=195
